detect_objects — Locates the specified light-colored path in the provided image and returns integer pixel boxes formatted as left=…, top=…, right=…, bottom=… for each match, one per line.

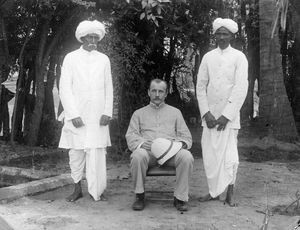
left=0, top=158, right=299, bottom=230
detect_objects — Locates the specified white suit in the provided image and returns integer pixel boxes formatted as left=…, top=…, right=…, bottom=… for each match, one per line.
left=197, top=45, right=248, bottom=197
left=59, top=46, right=113, bottom=200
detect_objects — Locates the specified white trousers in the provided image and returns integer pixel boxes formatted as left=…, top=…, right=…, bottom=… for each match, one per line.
left=201, top=127, right=239, bottom=198
left=69, top=148, right=107, bottom=201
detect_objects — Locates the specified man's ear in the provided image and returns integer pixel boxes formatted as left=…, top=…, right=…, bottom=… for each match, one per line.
left=230, top=32, right=234, bottom=40
left=81, top=36, right=86, bottom=43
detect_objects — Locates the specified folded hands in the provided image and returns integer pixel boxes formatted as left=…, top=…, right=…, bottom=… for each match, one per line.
left=204, top=111, right=229, bottom=131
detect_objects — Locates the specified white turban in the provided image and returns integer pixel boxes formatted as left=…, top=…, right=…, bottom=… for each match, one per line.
left=212, top=18, right=238, bottom=34
left=75, top=20, right=106, bottom=43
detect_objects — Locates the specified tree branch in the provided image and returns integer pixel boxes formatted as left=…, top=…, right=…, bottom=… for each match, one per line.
left=41, top=7, right=81, bottom=70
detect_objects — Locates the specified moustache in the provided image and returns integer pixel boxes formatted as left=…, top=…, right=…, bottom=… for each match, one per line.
left=87, top=44, right=97, bottom=49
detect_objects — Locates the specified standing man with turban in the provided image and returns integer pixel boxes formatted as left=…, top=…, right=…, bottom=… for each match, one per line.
left=196, top=18, right=248, bottom=206
left=59, top=20, right=113, bottom=202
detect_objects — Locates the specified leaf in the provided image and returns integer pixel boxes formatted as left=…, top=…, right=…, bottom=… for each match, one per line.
left=140, top=12, right=145, bottom=20
left=154, top=18, right=159, bottom=27
left=141, top=0, right=147, bottom=9
left=157, top=6, right=161, bottom=14
left=151, top=1, right=158, bottom=7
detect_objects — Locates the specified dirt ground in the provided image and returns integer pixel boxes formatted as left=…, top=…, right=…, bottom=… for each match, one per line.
left=0, top=127, right=300, bottom=230
left=0, top=151, right=299, bottom=229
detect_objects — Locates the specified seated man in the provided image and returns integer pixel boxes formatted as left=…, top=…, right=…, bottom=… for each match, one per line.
left=125, top=78, right=194, bottom=211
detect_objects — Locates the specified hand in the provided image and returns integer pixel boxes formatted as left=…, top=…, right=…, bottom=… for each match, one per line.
left=204, top=111, right=217, bottom=129
left=216, top=115, right=229, bottom=131
left=72, top=117, right=84, bottom=128
left=100, top=115, right=111, bottom=126
left=141, top=140, right=153, bottom=151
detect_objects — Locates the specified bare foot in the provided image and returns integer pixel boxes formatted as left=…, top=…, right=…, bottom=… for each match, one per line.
left=224, top=197, right=238, bottom=207
left=90, top=193, right=108, bottom=201
left=99, top=194, right=108, bottom=201
left=224, top=185, right=238, bottom=207
left=198, top=194, right=219, bottom=202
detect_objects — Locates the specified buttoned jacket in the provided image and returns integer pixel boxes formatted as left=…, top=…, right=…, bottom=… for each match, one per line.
left=196, top=45, right=248, bottom=129
left=125, top=103, right=192, bottom=152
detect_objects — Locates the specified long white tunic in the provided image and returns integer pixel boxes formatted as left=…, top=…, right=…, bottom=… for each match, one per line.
left=59, top=47, right=113, bottom=149
left=196, top=45, right=248, bottom=197
left=197, top=45, right=248, bottom=128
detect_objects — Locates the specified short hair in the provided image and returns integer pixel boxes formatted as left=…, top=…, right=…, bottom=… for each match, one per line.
left=149, top=78, right=168, bottom=91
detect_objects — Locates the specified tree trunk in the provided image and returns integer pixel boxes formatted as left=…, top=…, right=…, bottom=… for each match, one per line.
left=241, top=0, right=259, bottom=122
left=259, top=0, right=298, bottom=140
left=290, top=0, right=300, bottom=134
left=26, top=8, right=80, bottom=146
left=26, top=19, right=50, bottom=146
left=10, top=25, right=33, bottom=144
left=0, top=14, right=5, bottom=102
left=43, top=56, right=56, bottom=120
left=0, top=13, right=10, bottom=139
left=37, top=56, right=57, bottom=146
left=12, top=85, right=26, bottom=142
left=0, top=13, right=5, bottom=132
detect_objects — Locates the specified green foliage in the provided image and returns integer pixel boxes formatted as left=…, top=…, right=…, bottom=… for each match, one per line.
left=99, top=18, right=153, bottom=134
left=95, top=0, right=226, bottom=151
left=38, top=114, right=62, bottom=147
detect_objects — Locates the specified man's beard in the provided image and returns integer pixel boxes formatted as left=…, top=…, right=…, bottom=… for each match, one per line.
left=88, top=44, right=97, bottom=50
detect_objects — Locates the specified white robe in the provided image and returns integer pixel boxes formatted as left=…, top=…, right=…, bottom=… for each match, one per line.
left=58, top=46, right=113, bottom=149
left=196, top=45, right=248, bottom=197
left=196, top=45, right=248, bottom=129
left=201, top=127, right=238, bottom=197
left=59, top=46, right=113, bottom=200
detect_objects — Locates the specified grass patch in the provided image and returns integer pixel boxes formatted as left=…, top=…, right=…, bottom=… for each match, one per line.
left=240, top=147, right=300, bottom=163
left=272, top=204, right=300, bottom=216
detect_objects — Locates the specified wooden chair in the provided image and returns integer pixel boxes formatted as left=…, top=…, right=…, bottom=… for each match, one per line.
left=146, top=165, right=176, bottom=200
left=146, top=165, right=176, bottom=177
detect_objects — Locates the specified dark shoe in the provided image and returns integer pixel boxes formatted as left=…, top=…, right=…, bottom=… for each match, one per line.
left=174, top=197, right=188, bottom=212
left=132, top=193, right=145, bottom=211
left=66, top=181, right=83, bottom=202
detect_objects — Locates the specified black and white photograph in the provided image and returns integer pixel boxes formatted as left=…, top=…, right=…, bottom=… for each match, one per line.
left=0, top=0, right=299, bottom=229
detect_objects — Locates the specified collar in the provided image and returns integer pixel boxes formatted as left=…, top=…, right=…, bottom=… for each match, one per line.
left=149, top=102, right=166, bottom=109
left=217, top=44, right=232, bottom=54
left=79, top=46, right=97, bottom=55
